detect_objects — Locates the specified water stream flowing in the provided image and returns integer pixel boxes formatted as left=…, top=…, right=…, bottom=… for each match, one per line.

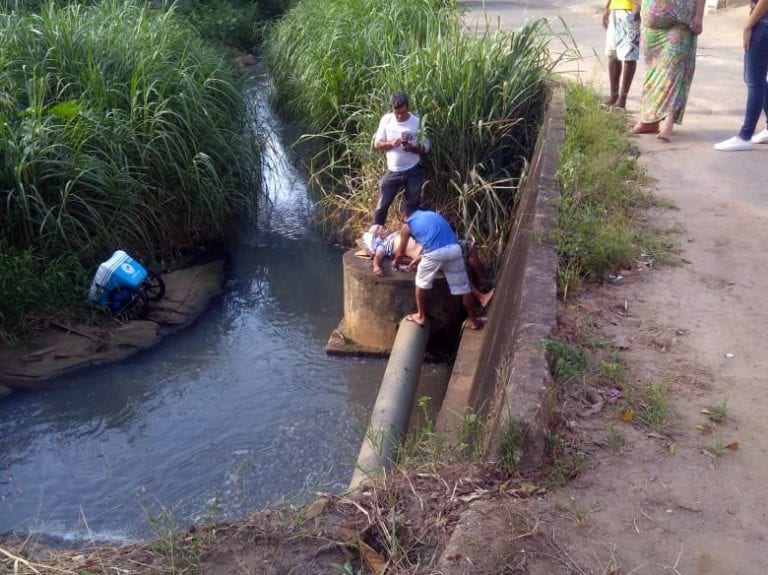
left=0, top=69, right=450, bottom=542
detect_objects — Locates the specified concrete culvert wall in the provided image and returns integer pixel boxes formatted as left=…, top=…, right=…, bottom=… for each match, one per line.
left=437, top=88, right=563, bottom=468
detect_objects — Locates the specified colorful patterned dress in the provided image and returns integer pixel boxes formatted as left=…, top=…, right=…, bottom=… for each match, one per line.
left=639, top=0, right=698, bottom=124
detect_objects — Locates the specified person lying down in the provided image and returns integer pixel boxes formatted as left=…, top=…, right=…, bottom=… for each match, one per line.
left=361, top=225, right=493, bottom=309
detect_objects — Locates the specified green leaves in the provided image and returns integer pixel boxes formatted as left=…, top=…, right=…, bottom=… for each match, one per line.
left=0, top=1, right=252, bottom=335
left=264, top=0, right=553, bottom=249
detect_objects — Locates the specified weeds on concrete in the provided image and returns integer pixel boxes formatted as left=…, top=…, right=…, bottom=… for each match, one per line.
left=397, top=398, right=485, bottom=468
left=497, top=419, right=523, bottom=473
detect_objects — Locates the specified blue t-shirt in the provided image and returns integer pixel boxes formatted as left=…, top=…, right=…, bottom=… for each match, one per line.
left=406, top=210, right=458, bottom=253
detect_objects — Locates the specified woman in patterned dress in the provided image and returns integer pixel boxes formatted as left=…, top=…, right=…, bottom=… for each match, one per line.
left=631, top=0, right=707, bottom=142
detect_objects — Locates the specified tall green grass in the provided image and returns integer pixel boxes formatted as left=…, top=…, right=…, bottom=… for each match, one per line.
left=0, top=0, right=252, bottom=335
left=263, top=0, right=553, bottom=250
left=556, top=83, right=667, bottom=297
left=179, top=0, right=296, bottom=50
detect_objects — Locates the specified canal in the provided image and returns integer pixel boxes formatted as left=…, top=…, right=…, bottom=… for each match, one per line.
left=0, top=68, right=450, bottom=542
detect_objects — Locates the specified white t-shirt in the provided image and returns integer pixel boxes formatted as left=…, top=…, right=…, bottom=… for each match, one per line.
left=374, top=112, right=431, bottom=172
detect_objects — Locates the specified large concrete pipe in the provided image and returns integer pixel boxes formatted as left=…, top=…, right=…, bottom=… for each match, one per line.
left=348, top=317, right=430, bottom=490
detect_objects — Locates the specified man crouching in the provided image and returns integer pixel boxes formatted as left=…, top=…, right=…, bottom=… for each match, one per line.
left=393, top=205, right=484, bottom=330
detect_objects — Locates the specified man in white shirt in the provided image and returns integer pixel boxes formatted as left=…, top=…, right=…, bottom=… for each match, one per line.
left=373, top=91, right=431, bottom=226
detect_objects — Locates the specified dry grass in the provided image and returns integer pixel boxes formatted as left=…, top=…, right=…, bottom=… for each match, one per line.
left=0, top=464, right=556, bottom=575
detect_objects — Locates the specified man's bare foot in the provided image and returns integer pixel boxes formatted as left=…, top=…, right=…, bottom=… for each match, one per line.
left=466, top=317, right=487, bottom=330
left=404, top=314, right=426, bottom=327
left=603, top=95, right=618, bottom=108
left=477, top=289, right=494, bottom=309
left=373, top=266, right=384, bottom=277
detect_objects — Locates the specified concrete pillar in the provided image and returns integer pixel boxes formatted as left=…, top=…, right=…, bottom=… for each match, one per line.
left=326, top=250, right=463, bottom=356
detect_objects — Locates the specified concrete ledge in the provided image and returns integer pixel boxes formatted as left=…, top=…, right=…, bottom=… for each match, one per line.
left=435, top=328, right=485, bottom=433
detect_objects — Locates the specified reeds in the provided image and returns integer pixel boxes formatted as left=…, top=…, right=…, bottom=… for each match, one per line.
left=263, top=0, right=553, bottom=248
left=0, top=0, right=252, bottom=334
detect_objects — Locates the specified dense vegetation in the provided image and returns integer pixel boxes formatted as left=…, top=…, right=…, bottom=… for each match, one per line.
left=0, top=0, right=255, bottom=337
left=263, top=0, right=554, bottom=251
left=556, top=84, right=675, bottom=297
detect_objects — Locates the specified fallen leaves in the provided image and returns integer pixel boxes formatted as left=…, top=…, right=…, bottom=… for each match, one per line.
left=358, top=538, right=387, bottom=575
left=619, top=408, right=635, bottom=422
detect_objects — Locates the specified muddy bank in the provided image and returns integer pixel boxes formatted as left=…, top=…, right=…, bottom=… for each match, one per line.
left=0, top=260, right=225, bottom=397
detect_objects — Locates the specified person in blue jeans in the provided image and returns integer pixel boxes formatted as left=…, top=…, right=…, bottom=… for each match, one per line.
left=714, top=0, right=768, bottom=151
left=373, top=91, right=431, bottom=225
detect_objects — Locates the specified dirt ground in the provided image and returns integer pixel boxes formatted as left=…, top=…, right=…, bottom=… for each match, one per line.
left=445, top=2, right=768, bottom=573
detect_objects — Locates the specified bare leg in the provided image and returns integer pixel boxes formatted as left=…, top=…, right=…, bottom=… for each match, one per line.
left=657, top=112, right=676, bottom=142
left=466, top=248, right=490, bottom=292
left=405, top=286, right=429, bottom=326
left=606, top=58, right=621, bottom=106
left=462, top=293, right=483, bottom=330
left=616, top=60, right=636, bottom=109
left=471, top=284, right=494, bottom=309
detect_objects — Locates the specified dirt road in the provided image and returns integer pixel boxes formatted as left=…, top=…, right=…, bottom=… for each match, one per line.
left=465, top=2, right=768, bottom=572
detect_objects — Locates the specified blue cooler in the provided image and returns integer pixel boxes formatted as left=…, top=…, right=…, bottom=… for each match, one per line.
left=88, top=250, right=149, bottom=313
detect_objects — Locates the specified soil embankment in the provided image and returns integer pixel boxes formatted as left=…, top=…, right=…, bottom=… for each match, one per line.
left=0, top=260, right=224, bottom=396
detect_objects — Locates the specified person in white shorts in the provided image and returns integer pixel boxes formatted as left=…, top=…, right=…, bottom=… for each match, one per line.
left=362, top=224, right=494, bottom=308
left=392, top=206, right=484, bottom=330
left=603, top=0, right=641, bottom=109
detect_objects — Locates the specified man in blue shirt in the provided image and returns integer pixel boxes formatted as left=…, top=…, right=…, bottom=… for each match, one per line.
left=393, top=206, right=484, bottom=330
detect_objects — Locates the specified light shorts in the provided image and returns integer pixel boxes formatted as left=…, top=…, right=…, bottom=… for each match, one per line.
left=605, top=10, right=640, bottom=61
left=415, top=244, right=471, bottom=295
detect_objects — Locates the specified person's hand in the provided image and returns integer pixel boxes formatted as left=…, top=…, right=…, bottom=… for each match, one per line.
left=743, top=25, right=752, bottom=51
left=393, top=255, right=402, bottom=269
left=602, top=8, right=609, bottom=29
left=408, top=256, right=420, bottom=270
left=373, top=265, right=384, bottom=277
left=690, top=16, right=703, bottom=35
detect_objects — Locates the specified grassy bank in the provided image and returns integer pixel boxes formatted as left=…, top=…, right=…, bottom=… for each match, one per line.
left=0, top=0, right=251, bottom=338
left=555, top=83, right=676, bottom=297
left=263, top=0, right=554, bottom=251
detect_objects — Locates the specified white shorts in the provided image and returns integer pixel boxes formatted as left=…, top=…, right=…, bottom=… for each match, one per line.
left=415, top=244, right=471, bottom=295
left=605, top=10, right=640, bottom=62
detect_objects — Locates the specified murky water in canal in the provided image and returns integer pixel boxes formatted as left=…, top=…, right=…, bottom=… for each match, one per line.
left=0, top=68, right=450, bottom=542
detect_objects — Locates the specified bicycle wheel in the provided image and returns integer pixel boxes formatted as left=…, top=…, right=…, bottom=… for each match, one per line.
left=142, top=270, right=166, bottom=302
left=108, top=287, right=149, bottom=320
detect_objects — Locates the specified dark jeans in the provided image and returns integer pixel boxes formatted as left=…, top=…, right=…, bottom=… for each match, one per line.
left=373, top=165, right=423, bottom=226
left=739, top=16, right=768, bottom=140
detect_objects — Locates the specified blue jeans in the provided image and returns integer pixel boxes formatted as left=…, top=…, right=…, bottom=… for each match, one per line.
left=374, top=165, right=423, bottom=226
left=739, top=15, right=768, bottom=140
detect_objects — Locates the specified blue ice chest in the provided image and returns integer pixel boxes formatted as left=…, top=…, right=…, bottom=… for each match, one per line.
left=88, top=250, right=149, bottom=311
